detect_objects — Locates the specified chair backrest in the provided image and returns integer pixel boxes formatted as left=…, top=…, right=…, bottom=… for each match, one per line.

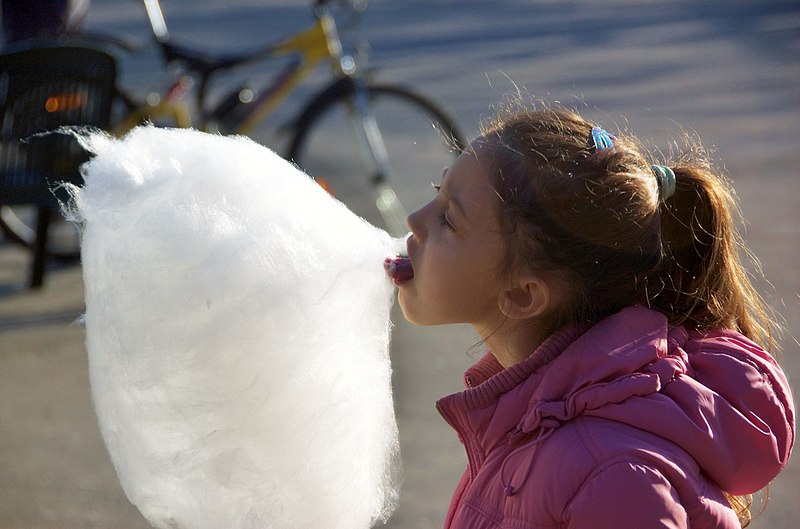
left=0, top=45, right=116, bottom=206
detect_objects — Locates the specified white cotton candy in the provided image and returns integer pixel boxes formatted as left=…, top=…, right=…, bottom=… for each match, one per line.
left=70, top=127, right=402, bottom=529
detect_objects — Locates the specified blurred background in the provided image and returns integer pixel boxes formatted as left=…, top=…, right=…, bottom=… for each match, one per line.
left=1, top=0, right=798, bottom=528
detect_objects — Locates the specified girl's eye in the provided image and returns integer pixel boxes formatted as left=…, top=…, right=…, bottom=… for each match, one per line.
left=432, top=183, right=454, bottom=230
left=438, top=212, right=455, bottom=231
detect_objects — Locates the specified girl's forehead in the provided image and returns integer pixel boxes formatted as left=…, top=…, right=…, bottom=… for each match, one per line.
left=446, top=147, right=487, bottom=186
left=445, top=147, right=501, bottom=222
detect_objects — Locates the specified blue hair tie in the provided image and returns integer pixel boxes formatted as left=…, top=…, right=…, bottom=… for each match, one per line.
left=651, top=165, right=676, bottom=201
left=591, top=126, right=615, bottom=151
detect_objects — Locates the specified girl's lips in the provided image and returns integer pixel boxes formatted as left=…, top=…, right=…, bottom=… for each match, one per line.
left=384, top=256, right=414, bottom=284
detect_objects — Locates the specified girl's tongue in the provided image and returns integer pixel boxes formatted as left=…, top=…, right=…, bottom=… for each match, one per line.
left=384, top=256, right=414, bottom=283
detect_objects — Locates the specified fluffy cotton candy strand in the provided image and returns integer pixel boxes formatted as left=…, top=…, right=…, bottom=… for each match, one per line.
left=68, top=127, right=403, bottom=529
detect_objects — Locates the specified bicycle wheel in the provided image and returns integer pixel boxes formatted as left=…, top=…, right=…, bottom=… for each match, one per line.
left=287, top=82, right=466, bottom=236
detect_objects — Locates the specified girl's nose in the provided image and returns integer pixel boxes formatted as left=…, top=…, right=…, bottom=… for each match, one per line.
left=406, top=205, right=427, bottom=242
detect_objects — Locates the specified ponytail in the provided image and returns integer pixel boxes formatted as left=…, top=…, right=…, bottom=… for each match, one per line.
left=648, top=157, right=778, bottom=352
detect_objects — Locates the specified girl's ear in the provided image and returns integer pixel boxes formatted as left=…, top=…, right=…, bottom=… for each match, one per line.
left=497, top=274, right=555, bottom=320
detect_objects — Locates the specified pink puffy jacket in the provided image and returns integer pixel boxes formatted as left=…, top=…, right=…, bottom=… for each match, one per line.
left=436, top=306, right=795, bottom=529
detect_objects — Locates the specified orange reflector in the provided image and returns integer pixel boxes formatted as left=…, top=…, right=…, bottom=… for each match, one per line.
left=315, top=177, right=335, bottom=196
left=45, top=92, right=86, bottom=113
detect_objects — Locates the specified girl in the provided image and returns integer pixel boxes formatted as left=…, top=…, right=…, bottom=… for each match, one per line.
left=388, top=104, right=795, bottom=528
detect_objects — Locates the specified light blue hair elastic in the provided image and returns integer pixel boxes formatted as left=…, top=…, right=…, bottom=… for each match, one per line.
left=651, top=165, right=676, bottom=201
left=591, top=126, right=615, bottom=151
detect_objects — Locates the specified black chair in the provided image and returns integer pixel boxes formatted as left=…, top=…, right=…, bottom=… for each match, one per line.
left=0, top=45, right=116, bottom=287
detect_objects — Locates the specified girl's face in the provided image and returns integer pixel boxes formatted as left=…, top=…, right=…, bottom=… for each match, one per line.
left=398, top=141, right=508, bottom=332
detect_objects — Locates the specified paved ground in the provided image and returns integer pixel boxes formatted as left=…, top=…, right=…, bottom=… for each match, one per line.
left=1, top=1, right=798, bottom=528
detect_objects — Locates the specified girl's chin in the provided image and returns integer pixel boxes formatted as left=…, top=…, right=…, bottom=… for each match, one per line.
left=396, top=291, right=417, bottom=322
left=397, top=299, right=444, bottom=328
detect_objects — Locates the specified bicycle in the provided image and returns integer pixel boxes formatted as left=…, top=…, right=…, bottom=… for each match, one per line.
left=0, top=0, right=466, bottom=258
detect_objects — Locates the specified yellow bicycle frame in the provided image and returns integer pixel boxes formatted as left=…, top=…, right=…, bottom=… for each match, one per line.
left=114, top=5, right=344, bottom=138
left=235, top=13, right=344, bottom=136
left=113, top=91, right=192, bottom=135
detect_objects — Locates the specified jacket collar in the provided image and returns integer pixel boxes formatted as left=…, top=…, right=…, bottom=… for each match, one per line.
left=435, top=321, right=589, bottom=460
left=435, top=307, right=668, bottom=459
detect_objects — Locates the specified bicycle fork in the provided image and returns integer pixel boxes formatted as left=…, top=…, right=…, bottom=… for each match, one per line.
left=346, top=80, right=408, bottom=237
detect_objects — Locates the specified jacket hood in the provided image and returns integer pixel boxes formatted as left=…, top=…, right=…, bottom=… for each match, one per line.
left=438, top=306, right=795, bottom=495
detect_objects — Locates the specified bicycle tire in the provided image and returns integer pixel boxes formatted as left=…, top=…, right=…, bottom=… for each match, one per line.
left=286, top=81, right=466, bottom=235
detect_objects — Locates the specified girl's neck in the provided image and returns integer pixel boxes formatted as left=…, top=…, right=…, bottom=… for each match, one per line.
left=478, top=319, right=553, bottom=369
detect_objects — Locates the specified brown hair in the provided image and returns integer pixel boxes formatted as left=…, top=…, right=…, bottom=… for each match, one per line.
left=479, top=104, right=778, bottom=526
left=480, top=105, right=776, bottom=350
